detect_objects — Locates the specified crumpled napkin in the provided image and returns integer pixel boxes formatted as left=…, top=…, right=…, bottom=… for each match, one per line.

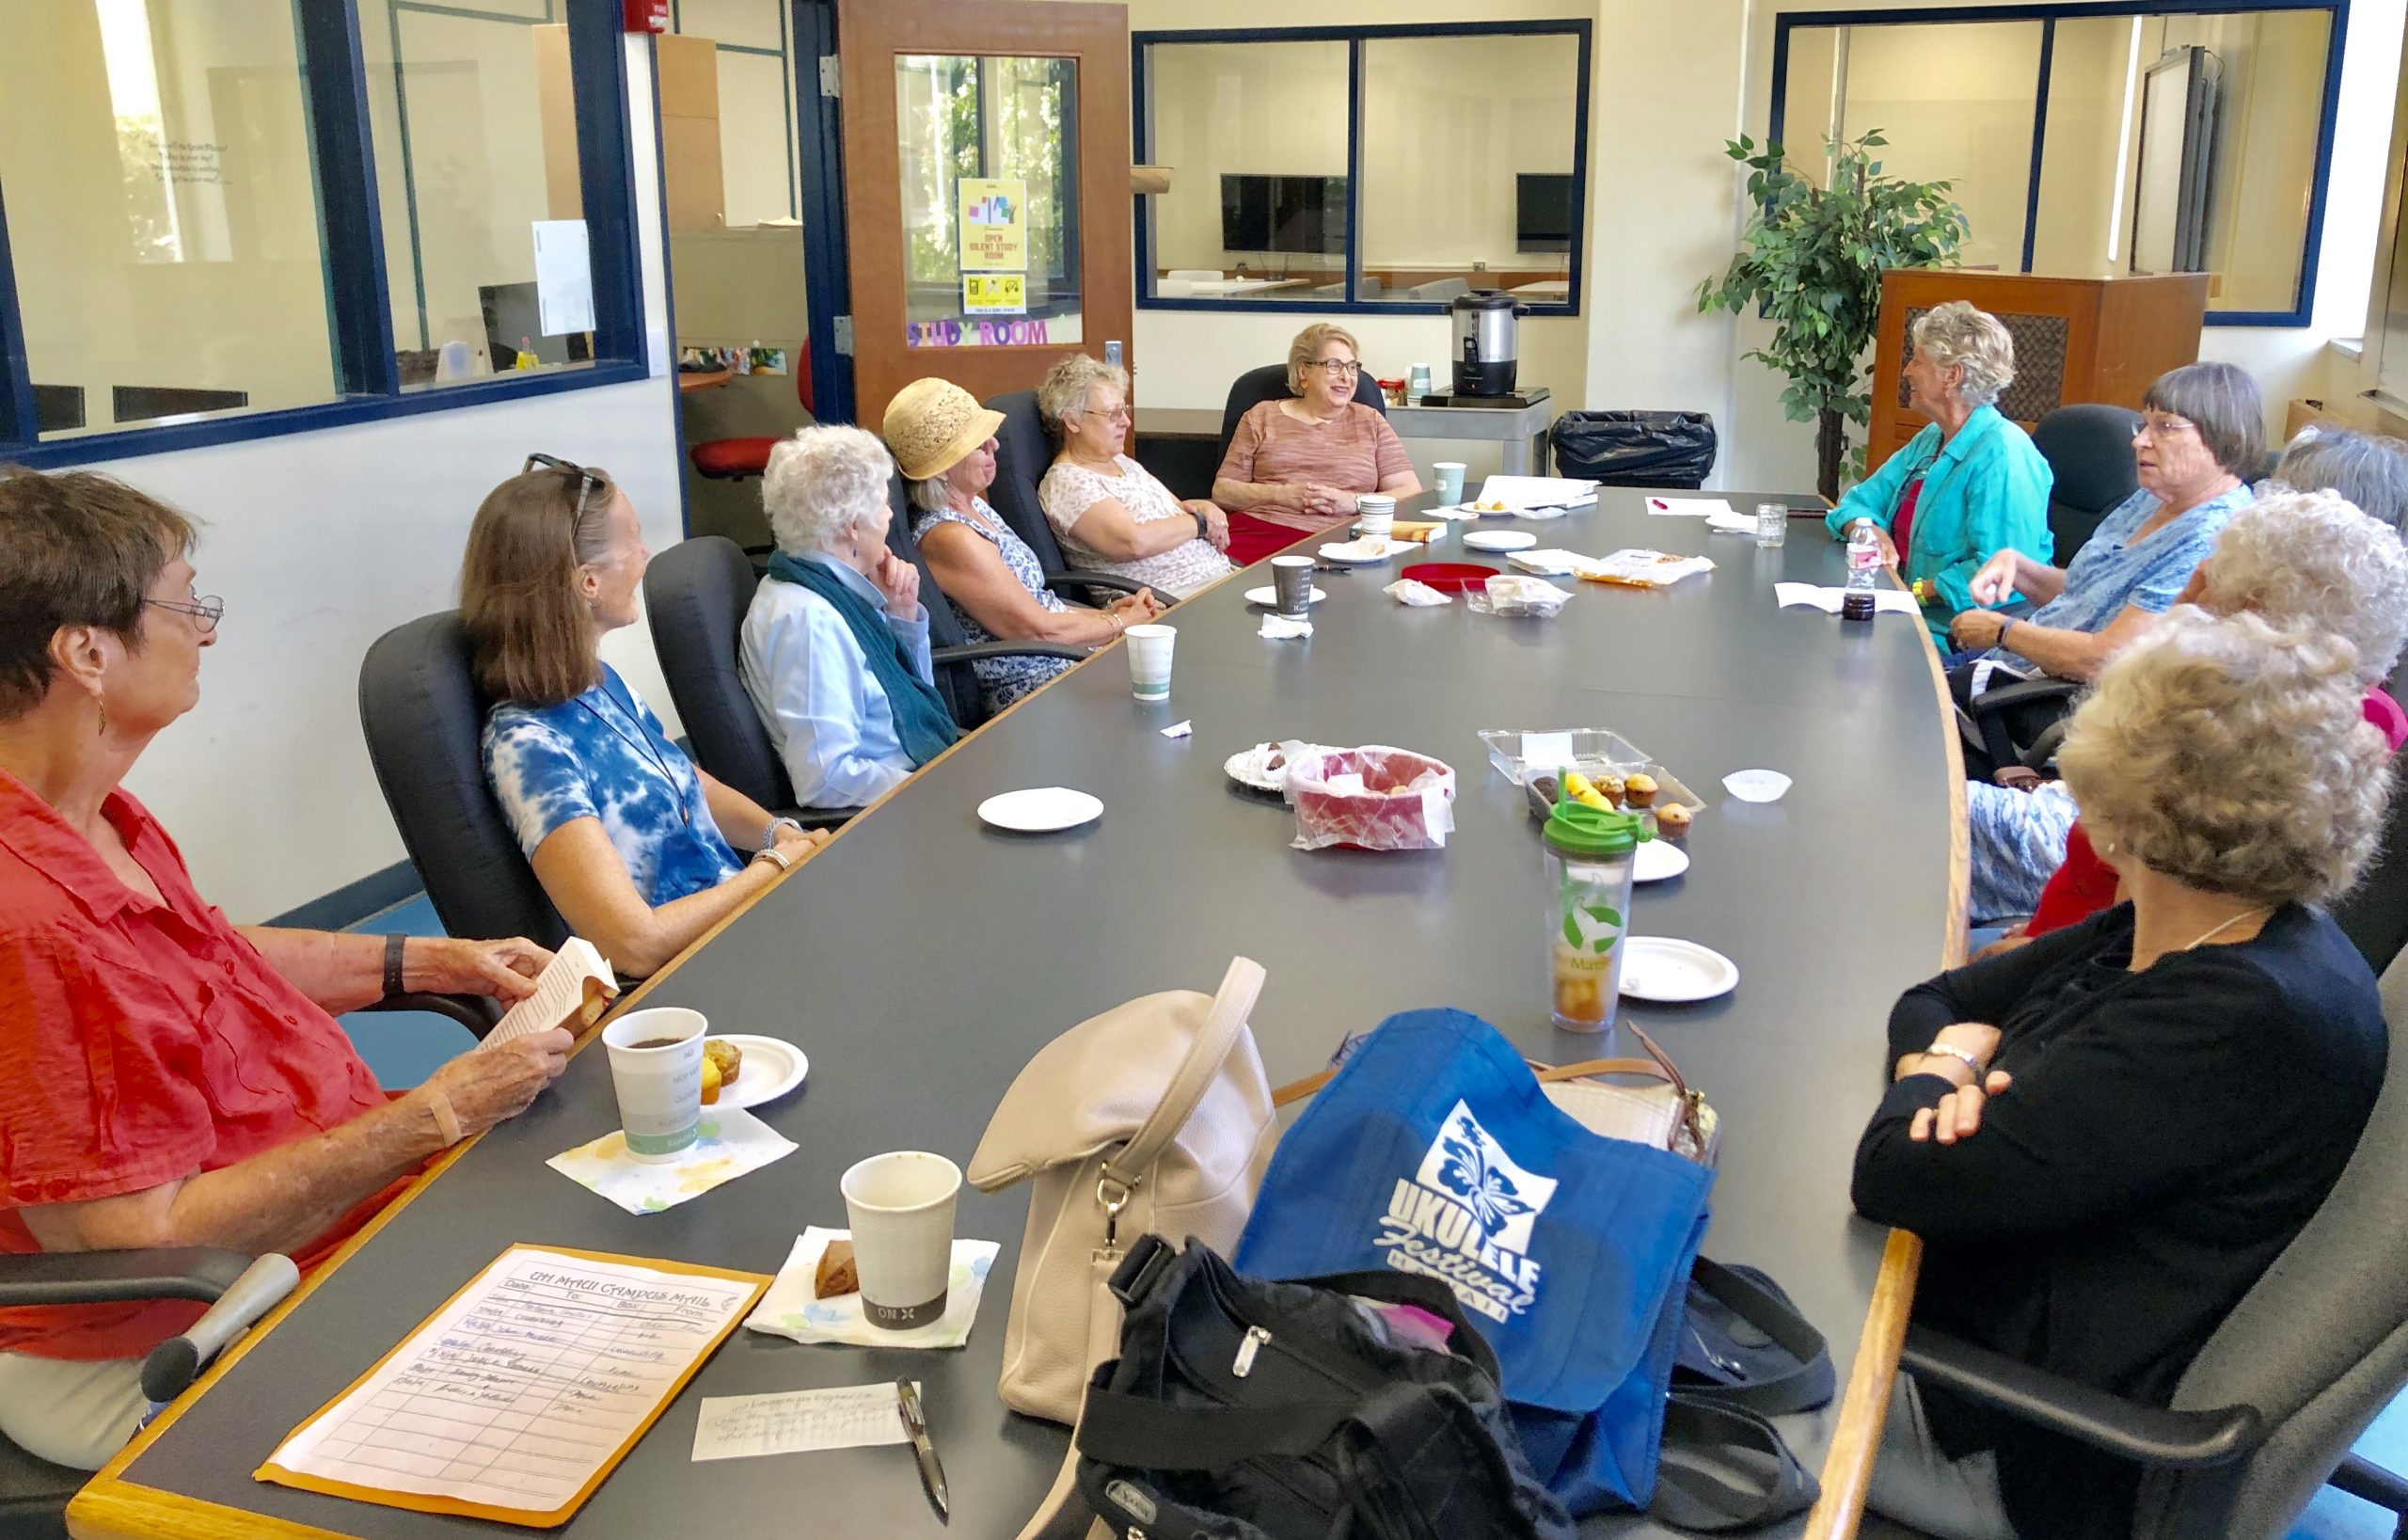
left=1506, top=549, right=1586, bottom=577
left=1422, top=504, right=1481, bottom=521
left=1386, top=579, right=1452, bottom=606
left=546, top=1106, right=797, bottom=1215
left=1259, top=614, right=1314, bottom=639
left=744, top=1227, right=999, bottom=1349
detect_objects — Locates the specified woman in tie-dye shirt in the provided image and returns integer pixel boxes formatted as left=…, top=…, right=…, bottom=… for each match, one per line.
left=463, top=457, right=829, bottom=976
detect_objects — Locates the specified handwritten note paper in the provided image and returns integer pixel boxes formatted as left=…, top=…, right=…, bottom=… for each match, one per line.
left=489, top=937, right=616, bottom=1044
left=258, top=1246, right=765, bottom=1526
left=690, top=1383, right=912, bottom=1463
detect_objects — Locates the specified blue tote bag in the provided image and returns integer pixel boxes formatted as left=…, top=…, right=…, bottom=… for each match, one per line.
left=1236, top=1008, right=1714, bottom=1516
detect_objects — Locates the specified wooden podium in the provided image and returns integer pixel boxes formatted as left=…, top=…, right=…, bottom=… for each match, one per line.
left=1866, top=271, right=2210, bottom=473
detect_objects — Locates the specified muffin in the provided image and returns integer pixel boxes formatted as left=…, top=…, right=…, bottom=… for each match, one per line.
left=1655, top=802, right=1692, bottom=838
left=1624, top=772, right=1659, bottom=808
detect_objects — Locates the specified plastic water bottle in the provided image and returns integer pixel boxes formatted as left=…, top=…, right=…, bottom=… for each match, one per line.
left=1843, top=520, right=1880, bottom=622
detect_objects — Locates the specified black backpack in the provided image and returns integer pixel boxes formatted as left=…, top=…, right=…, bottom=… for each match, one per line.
left=1069, top=1236, right=1576, bottom=1540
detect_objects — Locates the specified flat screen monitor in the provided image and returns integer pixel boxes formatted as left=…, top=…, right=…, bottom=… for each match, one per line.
left=1516, top=173, right=1575, bottom=254
left=1220, top=174, right=1347, bottom=256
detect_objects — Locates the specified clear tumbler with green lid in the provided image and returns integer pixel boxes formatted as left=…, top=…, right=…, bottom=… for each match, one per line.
left=1543, top=800, right=1648, bottom=1033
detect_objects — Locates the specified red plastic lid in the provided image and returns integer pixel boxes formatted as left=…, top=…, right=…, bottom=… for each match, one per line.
left=1401, top=562, right=1502, bottom=593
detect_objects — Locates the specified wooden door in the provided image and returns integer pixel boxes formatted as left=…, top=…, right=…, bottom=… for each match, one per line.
left=837, top=0, right=1132, bottom=427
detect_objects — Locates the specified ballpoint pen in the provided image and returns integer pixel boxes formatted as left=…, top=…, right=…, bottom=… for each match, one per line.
left=895, top=1377, right=949, bottom=1523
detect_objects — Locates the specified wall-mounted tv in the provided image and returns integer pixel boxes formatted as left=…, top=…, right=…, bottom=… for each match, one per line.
left=1220, top=174, right=1348, bottom=256
left=1516, top=173, right=1575, bottom=254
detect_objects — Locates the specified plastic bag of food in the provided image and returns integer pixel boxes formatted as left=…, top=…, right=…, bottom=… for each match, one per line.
left=1465, top=575, right=1574, bottom=617
left=1285, top=745, right=1457, bottom=850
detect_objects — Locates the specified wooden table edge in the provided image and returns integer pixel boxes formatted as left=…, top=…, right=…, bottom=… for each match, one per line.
left=1798, top=586, right=1963, bottom=1540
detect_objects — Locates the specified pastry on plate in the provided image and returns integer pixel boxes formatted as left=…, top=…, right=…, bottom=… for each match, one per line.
left=705, top=1038, right=744, bottom=1086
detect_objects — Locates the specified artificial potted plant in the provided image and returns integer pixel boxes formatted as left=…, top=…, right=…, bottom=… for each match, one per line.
left=1698, top=131, right=1970, bottom=502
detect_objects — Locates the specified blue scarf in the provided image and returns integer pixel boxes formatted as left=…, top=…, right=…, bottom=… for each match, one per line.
left=766, top=551, right=958, bottom=766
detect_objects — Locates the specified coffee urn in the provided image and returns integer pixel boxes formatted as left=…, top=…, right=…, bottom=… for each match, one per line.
left=1450, top=292, right=1523, bottom=397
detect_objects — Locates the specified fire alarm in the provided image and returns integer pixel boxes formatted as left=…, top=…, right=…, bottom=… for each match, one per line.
left=624, top=0, right=669, bottom=31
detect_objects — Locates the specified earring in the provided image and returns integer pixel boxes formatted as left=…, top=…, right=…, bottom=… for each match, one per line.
left=93, top=694, right=108, bottom=738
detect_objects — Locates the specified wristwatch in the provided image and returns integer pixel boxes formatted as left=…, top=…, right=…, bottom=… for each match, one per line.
left=382, top=933, right=409, bottom=1000
left=1190, top=507, right=1211, bottom=542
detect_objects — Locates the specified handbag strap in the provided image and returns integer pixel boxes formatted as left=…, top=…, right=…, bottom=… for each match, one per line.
left=1646, top=1392, right=1821, bottom=1532
left=1678, top=1257, right=1836, bottom=1416
left=1101, top=956, right=1266, bottom=1189
left=1271, top=1021, right=1695, bottom=1108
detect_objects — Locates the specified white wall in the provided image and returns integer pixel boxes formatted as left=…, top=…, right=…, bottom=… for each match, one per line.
left=84, top=35, right=687, bottom=923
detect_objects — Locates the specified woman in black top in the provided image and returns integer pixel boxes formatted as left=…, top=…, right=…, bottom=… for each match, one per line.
left=1855, top=609, right=2391, bottom=1540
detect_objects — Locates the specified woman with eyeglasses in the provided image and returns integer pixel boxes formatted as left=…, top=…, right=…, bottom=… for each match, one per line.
left=0, top=467, right=570, bottom=1470
left=1944, top=361, right=2263, bottom=780
left=1211, top=323, right=1421, bottom=565
left=463, top=456, right=828, bottom=978
left=1037, top=353, right=1236, bottom=598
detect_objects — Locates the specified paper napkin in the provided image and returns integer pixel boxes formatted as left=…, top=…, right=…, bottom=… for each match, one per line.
left=745, top=1228, right=998, bottom=1350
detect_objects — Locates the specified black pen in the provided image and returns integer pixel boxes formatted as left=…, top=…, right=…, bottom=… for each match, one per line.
left=895, top=1377, right=949, bottom=1523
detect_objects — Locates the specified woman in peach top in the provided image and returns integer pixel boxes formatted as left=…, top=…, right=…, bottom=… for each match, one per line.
left=1212, top=323, right=1421, bottom=565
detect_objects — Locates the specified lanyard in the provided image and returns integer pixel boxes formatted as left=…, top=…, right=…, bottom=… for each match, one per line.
left=577, top=679, right=691, bottom=827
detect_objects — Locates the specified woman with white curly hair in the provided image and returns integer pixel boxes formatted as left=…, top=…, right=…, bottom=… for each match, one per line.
left=1970, top=486, right=2408, bottom=927
left=1857, top=609, right=2389, bottom=1540
left=741, top=424, right=956, bottom=811
left=1825, top=302, right=2054, bottom=643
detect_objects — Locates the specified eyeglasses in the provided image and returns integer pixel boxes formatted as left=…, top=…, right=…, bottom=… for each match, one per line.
left=145, top=594, right=224, bottom=634
left=2133, top=415, right=2196, bottom=440
left=1083, top=402, right=1134, bottom=423
left=525, top=452, right=608, bottom=526
left=1308, top=358, right=1361, bottom=377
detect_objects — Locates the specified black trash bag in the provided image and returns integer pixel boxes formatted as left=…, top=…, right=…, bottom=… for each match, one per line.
left=1550, top=411, right=1718, bottom=489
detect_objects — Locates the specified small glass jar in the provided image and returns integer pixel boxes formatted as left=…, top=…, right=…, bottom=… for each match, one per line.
left=1542, top=801, right=1647, bottom=1033
left=1755, top=502, right=1787, bottom=548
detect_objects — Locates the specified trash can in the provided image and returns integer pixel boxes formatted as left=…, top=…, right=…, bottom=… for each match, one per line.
left=1549, top=411, right=1718, bottom=489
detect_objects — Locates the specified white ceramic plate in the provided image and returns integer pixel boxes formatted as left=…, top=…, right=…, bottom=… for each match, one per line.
left=1463, top=530, right=1539, bottom=553
left=1632, top=840, right=1691, bottom=883
left=1318, top=539, right=1396, bottom=564
left=977, top=786, right=1103, bottom=833
left=1243, top=584, right=1328, bottom=608
left=706, top=1035, right=808, bottom=1110
left=1618, top=937, right=1737, bottom=1002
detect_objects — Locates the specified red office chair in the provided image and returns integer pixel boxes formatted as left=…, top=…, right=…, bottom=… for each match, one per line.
left=687, top=349, right=816, bottom=482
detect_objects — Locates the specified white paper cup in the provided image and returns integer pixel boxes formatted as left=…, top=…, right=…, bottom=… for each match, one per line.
left=1434, top=462, right=1467, bottom=504
left=1126, top=623, right=1177, bottom=701
left=840, top=1151, right=961, bottom=1330
left=601, top=1008, right=706, bottom=1162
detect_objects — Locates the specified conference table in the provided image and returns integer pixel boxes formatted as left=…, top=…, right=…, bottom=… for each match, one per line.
left=72, top=489, right=1964, bottom=1540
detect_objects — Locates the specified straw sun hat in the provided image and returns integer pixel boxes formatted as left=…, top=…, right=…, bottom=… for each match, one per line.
left=882, top=378, right=1006, bottom=482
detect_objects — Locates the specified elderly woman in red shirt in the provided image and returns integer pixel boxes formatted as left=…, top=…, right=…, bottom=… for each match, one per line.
left=0, top=468, right=571, bottom=1469
left=1212, top=323, right=1421, bottom=565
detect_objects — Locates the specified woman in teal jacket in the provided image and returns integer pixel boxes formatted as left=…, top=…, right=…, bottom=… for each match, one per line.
left=1826, top=301, right=2054, bottom=643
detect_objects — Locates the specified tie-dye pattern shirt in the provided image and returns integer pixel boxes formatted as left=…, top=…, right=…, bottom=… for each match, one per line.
left=483, top=663, right=742, bottom=906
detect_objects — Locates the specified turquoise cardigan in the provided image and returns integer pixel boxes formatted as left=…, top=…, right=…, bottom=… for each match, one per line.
left=1824, top=405, right=2054, bottom=641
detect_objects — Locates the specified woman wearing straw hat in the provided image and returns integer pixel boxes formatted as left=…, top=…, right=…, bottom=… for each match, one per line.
left=887, top=378, right=1164, bottom=717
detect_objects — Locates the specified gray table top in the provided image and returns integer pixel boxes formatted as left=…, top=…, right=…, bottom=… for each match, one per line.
left=115, top=490, right=1956, bottom=1539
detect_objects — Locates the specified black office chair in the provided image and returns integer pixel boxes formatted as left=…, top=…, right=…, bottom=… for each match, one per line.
left=357, top=612, right=569, bottom=953
left=1214, top=363, right=1394, bottom=472
left=1896, top=949, right=2408, bottom=1539
left=0, top=1250, right=304, bottom=1540
left=980, top=390, right=1163, bottom=610
left=642, top=540, right=848, bottom=833
left=2031, top=404, right=2142, bottom=560
left=2330, top=651, right=2408, bottom=976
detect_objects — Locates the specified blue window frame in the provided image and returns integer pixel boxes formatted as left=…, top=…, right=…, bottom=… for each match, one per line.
left=1767, top=0, right=2348, bottom=328
left=1131, top=20, right=1593, bottom=318
left=0, top=0, right=649, bottom=468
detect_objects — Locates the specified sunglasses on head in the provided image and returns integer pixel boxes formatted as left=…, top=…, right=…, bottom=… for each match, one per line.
left=524, top=452, right=609, bottom=525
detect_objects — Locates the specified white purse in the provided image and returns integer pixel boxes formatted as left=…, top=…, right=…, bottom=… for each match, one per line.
left=1535, top=1021, right=1720, bottom=1166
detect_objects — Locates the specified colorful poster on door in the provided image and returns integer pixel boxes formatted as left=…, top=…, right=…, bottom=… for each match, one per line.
left=961, top=274, right=1026, bottom=315
left=957, top=178, right=1027, bottom=272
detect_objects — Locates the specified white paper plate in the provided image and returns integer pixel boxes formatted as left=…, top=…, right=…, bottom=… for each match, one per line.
left=1463, top=530, right=1539, bottom=553
left=1618, top=937, right=1737, bottom=1002
left=977, top=786, right=1103, bottom=833
left=1243, top=584, right=1328, bottom=608
left=1318, top=539, right=1396, bottom=564
left=1225, top=742, right=1316, bottom=793
left=1632, top=840, right=1690, bottom=883
left=706, top=1035, right=808, bottom=1110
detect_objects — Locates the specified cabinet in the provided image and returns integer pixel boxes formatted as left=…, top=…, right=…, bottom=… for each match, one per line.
left=1867, top=271, right=2210, bottom=472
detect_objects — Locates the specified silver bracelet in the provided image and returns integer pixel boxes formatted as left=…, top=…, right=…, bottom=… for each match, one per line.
left=761, top=815, right=804, bottom=851
left=751, top=846, right=795, bottom=873
left=1922, top=1042, right=1986, bottom=1079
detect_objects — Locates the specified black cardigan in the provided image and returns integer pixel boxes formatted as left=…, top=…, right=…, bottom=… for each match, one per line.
left=1852, top=902, right=2384, bottom=1540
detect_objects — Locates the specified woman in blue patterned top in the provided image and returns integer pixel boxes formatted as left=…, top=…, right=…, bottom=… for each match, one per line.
left=886, top=377, right=1162, bottom=718
left=463, top=456, right=828, bottom=976
left=1944, top=362, right=2262, bottom=779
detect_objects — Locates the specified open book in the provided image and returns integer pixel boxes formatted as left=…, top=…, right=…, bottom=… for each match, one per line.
left=486, top=937, right=617, bottom=1044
